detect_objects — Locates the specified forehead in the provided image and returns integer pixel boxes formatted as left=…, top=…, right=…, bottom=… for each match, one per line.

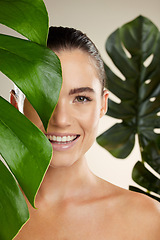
left=56, top=49, right=101, bottom=92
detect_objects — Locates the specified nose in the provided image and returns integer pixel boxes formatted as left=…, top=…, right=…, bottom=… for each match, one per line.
left=49, top=99, right=71, bottom=128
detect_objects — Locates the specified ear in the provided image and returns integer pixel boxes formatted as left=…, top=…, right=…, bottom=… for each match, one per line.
left=100, top=89, right=109, bottom=118
left=10, top=90, right=19, bottom=110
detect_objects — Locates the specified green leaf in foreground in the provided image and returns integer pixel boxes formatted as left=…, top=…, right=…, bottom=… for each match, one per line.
left=0, top=97, right=52, bottom=207
left=0, top=34, right=62, bottom=130
left=0, top=160, right=29, bottom=240
left=0, top=0, right=48, bottom=45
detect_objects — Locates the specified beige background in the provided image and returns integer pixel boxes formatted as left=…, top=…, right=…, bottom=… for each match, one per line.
left=0, top=0, right=160, bottom=189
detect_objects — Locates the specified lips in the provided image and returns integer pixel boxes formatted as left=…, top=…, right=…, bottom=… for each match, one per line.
left=45, top=133, right=80, bottom=151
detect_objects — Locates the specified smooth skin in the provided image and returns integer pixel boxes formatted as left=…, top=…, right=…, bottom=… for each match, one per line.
left=12, top=49, right=160, bottom=240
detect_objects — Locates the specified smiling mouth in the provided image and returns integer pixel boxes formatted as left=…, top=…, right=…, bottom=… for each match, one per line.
left=46, top=135, right=80, bottom=144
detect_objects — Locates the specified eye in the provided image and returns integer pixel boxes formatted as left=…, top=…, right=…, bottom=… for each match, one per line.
left=74, top=96, right=92, bottom=103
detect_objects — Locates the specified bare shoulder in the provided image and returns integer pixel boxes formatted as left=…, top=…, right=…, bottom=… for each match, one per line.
left=99, top=179, right=160, bottom=239
left=113, top=184, right=160, bottom=239
left=126, top=189, right=160, bottom=217
left=102, top=179, right=160, bottom=216
left=126, top=190, right=160, bottom=238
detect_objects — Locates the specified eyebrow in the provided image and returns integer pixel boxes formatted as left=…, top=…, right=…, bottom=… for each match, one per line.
left=69, top=87, right=95, bottom=95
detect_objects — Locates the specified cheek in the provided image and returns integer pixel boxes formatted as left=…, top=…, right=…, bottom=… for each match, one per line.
left=77, top=104, right=101, bottom=135
left=77, top=106, right=100, bottom=155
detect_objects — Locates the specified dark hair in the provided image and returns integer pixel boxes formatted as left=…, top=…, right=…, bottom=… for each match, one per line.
left=47, top=26, right=106, bottom=91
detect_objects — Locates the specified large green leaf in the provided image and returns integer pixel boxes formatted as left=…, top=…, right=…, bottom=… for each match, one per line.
left=0, top=0, right=62, bottom=238
left=0, top=0, right=48, bottom=45
left=0, top=96, right=52, bottom=207
left=0, top=160, right=29, bottom=240
left=0, top=34, right=62, bottom=130
left=97, top=15, right=160, bottom=200
left=97, top=16, right=160, bottom=158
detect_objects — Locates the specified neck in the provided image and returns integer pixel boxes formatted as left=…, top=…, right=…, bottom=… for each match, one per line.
left=36, top=156, right=97, bottom=204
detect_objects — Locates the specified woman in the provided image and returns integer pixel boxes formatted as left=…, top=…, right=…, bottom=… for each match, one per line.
left=11, top=27, right=160, bottom=239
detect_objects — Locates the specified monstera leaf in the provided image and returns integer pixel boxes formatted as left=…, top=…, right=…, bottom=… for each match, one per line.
left=97, top=15, right=160, bottom=200
left=0, top=97, right=53, bottom=240
left=0, top=0, right=62, bottom=130
left=0, top=34, right=62, bottom=130
left=0, top=97, right=52, bottom=207
left=0, top=0, right=62, bottom=239
left=97, top=15, right=160, bottom=158
left=0, top=0, right=48, bottom=45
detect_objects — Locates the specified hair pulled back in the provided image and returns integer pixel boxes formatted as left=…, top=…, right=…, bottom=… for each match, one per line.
left=47, top=26, right=106, bottom=90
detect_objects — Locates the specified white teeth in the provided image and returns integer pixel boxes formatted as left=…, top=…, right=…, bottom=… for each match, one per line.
left=57, top=136, right=61, bottom=142
left=61, top=136, right=67, bottom=142
left=47, top=135, right=77, bottom=143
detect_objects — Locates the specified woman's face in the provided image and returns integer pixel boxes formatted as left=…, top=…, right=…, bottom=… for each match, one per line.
left=23, top=49, right=108, bottom=168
